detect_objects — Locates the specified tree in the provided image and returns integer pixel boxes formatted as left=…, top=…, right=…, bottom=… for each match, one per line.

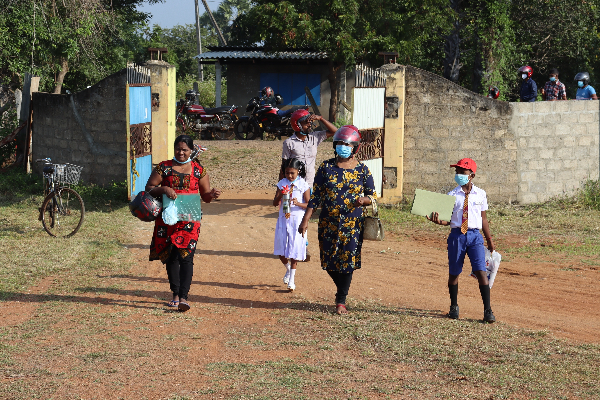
left=0, top=0, right=154, bottom=93
left=230, top=0, right=453, bottom=121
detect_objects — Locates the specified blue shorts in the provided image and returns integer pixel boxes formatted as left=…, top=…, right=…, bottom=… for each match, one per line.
left=447, top=228, right=486, bottom=276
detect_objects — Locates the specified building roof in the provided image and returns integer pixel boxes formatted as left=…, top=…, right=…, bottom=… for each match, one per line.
left=194, top=46, right=328, bottom=61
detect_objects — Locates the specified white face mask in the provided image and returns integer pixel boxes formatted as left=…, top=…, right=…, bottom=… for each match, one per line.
left=521, top=73, right=528, bottom=80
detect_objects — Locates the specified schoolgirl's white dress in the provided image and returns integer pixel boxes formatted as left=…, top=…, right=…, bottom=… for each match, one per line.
left=273, top=177, right=309, bottom=261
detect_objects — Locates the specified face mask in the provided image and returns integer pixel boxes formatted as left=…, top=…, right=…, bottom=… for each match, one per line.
left=173, top=156, right=191, bottom=164
left=578, top=81, right=584, bottom=88
left=336, top=144, right=353, bottom=159
left=454, top=174, right=470, bottom=186
left=549, top=77, right=556, bottom=82
left=521, top=73, right=528, bottom=80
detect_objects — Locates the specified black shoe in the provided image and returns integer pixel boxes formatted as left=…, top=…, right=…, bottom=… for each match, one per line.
left=448, top=305, right=459, bottom=319
left=483, top=309, right=496, bottom=323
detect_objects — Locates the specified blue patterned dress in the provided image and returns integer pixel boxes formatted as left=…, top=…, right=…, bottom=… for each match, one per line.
left=308, top=158, right=376, bottom=273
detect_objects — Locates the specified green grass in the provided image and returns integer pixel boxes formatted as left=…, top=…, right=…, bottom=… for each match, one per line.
left=1, top=170, right=600, bottom=399
left=0, top=170, right=132, bottom=299
left=200, top=300, right=600, bottom=399
left=380, top=184, right=600, bottom=259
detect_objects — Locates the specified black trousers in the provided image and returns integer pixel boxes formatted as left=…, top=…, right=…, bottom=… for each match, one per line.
left=165, top=247, right=195, bottom=300
left=327, top=270, right=354, bottom=305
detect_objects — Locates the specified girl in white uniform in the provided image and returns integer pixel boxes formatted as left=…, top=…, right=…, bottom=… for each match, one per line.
left=273, top=158, right=310, bottom=291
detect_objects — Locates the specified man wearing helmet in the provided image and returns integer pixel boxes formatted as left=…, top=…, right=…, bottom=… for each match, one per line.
left=518, top=66, right=538, bottom=102
left=260, top=86, right=277, bottom=107
left=575, top=72, right=598, bottom=100
left=281, top=109, right=337, bottom=187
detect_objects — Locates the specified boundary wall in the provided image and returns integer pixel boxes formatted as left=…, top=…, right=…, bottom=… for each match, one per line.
left=384, top=65, right=600, bottom=204
left=32, top=70, right=127, bottom=185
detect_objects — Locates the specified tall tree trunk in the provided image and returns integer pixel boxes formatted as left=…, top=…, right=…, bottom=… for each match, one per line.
left=327, top=60, right=342, bottom=122
left=53, top=58, right=69, bottom=94
left=443, top=0, right=462, bottom=83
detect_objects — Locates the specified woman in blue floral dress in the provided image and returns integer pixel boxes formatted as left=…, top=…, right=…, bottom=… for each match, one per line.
left=298, top=125, right=376, bottom=315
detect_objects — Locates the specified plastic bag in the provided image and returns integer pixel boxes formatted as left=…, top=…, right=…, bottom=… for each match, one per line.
left=471, top=249, right=501, bottom=288
left=162, top=202, right=178, bottom=225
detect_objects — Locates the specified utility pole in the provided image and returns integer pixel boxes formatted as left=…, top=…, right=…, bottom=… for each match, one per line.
left=200, top=0, right=227, bottom=46
left=194, top=0, right=204, bottom=81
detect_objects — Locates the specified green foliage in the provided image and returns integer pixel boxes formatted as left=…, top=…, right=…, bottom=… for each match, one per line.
left=175, top=76, right=228, bottom=108
left=0, top=0, right=150, bottom=92
left=0, top=107, right=19, bottom=167
left=0, top=167, right=42, bottom=200
left=579, top=180, right=600, bottom=211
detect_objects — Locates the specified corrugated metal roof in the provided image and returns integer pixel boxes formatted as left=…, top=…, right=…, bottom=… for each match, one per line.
left=194, top=50, right=328, bottom=60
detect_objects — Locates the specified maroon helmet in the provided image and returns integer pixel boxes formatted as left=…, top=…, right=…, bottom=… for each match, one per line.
left=332, top=125, right=361, bottom=154
left=488, top=86, right=500, bottom=99
left=129, top=191, right=162, bottom=222
left=261, top=86, right=274, bottom=98
left=291, top=109, right=311, bottom=132
left=518, top=66, right=533, bottom=78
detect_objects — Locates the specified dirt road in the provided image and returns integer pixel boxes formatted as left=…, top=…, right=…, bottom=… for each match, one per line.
left=129, top=189, right=600, bottom=344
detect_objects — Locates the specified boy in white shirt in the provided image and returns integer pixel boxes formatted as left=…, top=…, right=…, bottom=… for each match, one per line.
left=427, top=158, right=496, bottom=323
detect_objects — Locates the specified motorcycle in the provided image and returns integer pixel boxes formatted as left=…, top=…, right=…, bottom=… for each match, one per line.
left=233, top=94, right=308, bottom=140
left=176, top=90, right=239, bottom=140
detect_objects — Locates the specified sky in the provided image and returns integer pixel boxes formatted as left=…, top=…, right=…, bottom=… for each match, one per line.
left=137, top=0, right=222, bottom=28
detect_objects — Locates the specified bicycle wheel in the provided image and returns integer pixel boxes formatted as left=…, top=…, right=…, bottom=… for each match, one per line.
left=41, top=187, right=85, bottom=237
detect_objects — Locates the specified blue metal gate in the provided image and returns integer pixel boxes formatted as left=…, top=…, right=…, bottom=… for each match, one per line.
left=126, top=65, right=152, bottom=200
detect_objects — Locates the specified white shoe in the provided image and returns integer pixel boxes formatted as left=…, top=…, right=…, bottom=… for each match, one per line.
left=288, top=282, right=295, bottom=292
left=283, top=274, right=290, bottom=285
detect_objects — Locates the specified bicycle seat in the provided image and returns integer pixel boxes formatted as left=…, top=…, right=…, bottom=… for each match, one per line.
left=43, top=166, right=55, bottom=174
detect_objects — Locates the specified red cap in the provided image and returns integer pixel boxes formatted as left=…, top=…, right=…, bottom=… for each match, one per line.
left=450, top=158, right=477, bottom=173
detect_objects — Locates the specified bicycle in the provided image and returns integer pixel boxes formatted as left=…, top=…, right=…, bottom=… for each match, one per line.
left=35, top=158, right=85, bottom=238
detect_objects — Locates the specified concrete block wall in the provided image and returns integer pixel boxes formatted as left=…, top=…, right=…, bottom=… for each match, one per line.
left=512, top=100, right=600, bottom=203
left=400, top=65, right=600, bottom=204
left=402, top=66, right=517, bottom=202
left=32, top=70, right=127, bottom=185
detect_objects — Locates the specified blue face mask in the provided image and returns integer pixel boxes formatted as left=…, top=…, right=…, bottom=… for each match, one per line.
left=336, top=144, right=353, bottom=159
left=454, top=174, right=470, bottom=186
left=173, top=157, right=191, bottom=164
left=549, top=77, right=556, bottom=82
left=578, top=81, right=584, bottom=88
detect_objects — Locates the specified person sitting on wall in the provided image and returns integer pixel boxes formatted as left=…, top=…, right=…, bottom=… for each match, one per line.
left=518, top=66, right=537, bottom=102
left=542, top=68, right=567, bottom=101
left=575, top=72, right=598, bottom=100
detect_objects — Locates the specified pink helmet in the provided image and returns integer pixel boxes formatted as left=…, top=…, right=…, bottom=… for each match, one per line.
left=332, top=125, right=361, bottom=153
left=291, top=109, right=311, bottom=132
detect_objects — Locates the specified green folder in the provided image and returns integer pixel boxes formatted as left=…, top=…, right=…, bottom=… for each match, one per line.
left=162, top=193, right=202, bottom=222
left=410, top=189, right=456, bottom=222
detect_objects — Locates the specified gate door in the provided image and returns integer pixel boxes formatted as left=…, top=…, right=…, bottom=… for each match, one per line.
left=352, top=87, right=386, bottom=198
left=126, top=65, right=152, bottom=200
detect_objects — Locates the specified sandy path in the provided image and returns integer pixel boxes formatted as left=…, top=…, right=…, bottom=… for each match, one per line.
left=128, top=190, right=600, bottom=344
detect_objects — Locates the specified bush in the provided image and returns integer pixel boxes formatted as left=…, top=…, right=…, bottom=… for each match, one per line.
left=0, top=168, right=42, bottom=200
left=579, top=179, right=600, bottom=210
left=176, top=75, right=228, bottom=107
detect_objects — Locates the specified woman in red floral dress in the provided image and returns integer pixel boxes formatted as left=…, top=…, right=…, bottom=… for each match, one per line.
left=145, top=135, right=220, bottom=312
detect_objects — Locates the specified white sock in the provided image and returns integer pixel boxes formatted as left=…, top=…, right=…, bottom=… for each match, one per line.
left=283, top=262, right=291, bottom=278
left=289, top=269, right=296, bottom=286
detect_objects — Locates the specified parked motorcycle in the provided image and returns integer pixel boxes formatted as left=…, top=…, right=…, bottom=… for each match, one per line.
left=176, top=90, right=239, bottom=140
left=233, top=95, right=308, bottom=140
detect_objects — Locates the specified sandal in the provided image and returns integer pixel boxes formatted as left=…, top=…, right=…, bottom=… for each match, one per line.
left=336, top=304, right=348, bottom=315
left=178, top=300, right=191, bottom=312
left=167, top=300, right=179, bottom=308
